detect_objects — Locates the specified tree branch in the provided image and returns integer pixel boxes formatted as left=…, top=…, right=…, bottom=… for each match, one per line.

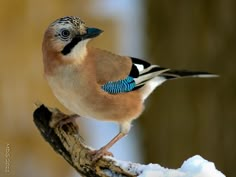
left=33, top=104, right=140, bottom=177
left=33, top=104, right=225, bottom=177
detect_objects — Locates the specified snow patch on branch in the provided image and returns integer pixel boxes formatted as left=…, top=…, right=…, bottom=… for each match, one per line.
left=113, top=155, right=225, bottom=177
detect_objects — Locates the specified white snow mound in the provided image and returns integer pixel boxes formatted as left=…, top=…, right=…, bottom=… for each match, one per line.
left=114, top=155, right=225, bottom=177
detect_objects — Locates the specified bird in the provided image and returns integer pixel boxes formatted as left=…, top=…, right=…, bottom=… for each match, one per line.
left=42, top=16, right=217, bottom=160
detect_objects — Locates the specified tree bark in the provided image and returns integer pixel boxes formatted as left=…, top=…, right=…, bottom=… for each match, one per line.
left=33, top=104, right=141, bottom=177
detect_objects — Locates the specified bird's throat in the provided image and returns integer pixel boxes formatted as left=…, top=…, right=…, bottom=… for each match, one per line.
left=62, top=39, right=89, bottom=64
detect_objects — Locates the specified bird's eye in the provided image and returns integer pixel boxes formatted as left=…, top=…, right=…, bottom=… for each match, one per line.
left=60, top=29, right=71, bottom=39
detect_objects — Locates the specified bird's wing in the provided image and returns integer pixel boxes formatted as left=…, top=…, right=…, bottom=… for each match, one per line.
left=93, top=52, right=170, bottom=94
left=88, top=48, right=216, bottom=94
left=88, top=47, right=133, bottom=84
left=88, top=48, right=167, bottom=94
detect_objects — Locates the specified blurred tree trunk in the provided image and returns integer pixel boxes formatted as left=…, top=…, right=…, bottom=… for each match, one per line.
left=142, top=0, right=236, bottom=176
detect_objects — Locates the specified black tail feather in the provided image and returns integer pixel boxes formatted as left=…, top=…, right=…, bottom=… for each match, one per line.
left=161, top=70, right=218, bottom=80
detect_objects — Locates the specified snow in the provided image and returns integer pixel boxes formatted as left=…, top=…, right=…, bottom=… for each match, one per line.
left=114, top=155, right=225, bottom=177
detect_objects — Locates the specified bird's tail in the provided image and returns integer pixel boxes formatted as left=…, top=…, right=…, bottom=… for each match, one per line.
left=135, top=66, right=218, bottom=100
left=160, top=70, right=219, bottom=80
left=133, top=65, right=218, bottom=96
left=134, top=65, right=218, bottom=87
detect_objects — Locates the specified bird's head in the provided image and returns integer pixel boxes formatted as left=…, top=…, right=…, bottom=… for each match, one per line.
left=42, top=16, right=103, bottom=62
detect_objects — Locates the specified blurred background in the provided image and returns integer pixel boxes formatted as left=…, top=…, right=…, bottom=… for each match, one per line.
left=0, top=0, right=235, bottom=177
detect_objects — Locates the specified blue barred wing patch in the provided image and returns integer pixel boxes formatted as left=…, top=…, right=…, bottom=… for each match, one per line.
left=101, top=76, right=136, bottom=94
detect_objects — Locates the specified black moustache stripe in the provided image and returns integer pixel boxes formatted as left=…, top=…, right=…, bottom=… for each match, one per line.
left=61, top=37, right=81, bottom=55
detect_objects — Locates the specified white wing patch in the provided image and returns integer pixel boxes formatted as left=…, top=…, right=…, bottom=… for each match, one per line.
left=134, top=63, right=144, bottom=72
left=139, top=65, right=163, bottom=75
left=134, top=67, right=169, bottom=86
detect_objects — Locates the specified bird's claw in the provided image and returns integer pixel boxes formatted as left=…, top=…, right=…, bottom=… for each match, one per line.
left=58, top=115, right=78, bottom=128
left=50, top=114, right=79, bottom=128
left=89, top=148, right=114, bottom=161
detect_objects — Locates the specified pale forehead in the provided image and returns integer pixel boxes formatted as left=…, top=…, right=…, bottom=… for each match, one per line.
left=51, top=16, right=85, bottom=27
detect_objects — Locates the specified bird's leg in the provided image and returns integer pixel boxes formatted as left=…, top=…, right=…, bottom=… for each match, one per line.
left=91, top=132, right=125, bottom=160
left=91, top=122, right=131, bottom=161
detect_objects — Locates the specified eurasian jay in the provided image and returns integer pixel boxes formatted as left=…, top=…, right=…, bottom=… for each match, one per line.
left=42, top=16, right=217, bottom=160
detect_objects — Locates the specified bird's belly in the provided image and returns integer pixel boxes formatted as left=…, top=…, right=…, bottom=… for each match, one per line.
left=46, top=75, right=91, bottom=117
left=46, top=75, right=144, bottom=123
left=52, top=87, right=93, bottom=118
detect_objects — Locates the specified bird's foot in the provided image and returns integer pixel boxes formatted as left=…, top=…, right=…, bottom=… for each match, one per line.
left=50, top=113, right=80, bottom=129
left=47, top=113, right=80, bottom=139
left=58, top=114, right=79, bottom=127
left=90, top=148, right=114, bottom=161
left=57, top=115, right=80, bottom=133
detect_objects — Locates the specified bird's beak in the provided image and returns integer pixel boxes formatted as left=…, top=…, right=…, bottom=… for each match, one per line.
left=80, top=27, right=103, bottom=40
